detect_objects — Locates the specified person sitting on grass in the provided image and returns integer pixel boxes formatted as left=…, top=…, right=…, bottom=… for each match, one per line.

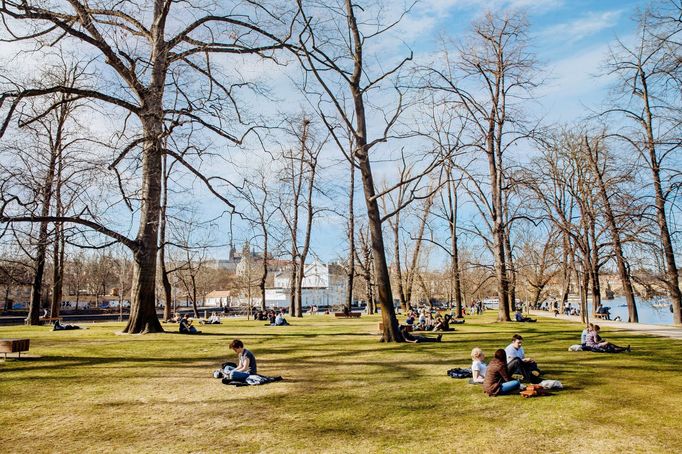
left=217, top=339, right=257, bottom=382
left=505, top=334, right=542, bottom=383
left=514, top=310, right=536, bottom=323
left=585, top=325, right=630, bottom=353
left=483, top=349, right=521, bottom=396
left=274, top=312, right=290, bottom=326
left=399, top=325, right=442, bottom=343
left=581, top=323, right=594, bottom=346
left=52, top=320, right=82, bottom=331
left=179, top=314, right=201, bottom=334
left=470, top=347, right=487, bottom=384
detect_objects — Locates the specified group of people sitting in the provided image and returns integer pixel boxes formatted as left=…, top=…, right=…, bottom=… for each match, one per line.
left=471, top=334, right=544, bottom=396
left=580, top=323, right=630, bottom=353
left=404, top=309, right=463, bottom=332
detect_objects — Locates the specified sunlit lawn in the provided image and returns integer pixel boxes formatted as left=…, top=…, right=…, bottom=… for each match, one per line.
left=1, top=312, right=681, bottom=453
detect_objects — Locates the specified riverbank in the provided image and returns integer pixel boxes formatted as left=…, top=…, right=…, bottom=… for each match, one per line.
left=530, top=310, right=682, bottom=340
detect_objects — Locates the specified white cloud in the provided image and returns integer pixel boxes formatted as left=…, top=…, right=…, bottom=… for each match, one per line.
left=539, top=9, right=623, bottom=45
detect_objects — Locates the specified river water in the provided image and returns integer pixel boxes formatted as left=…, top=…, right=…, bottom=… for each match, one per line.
left=585, top=296, right=673, bottom=325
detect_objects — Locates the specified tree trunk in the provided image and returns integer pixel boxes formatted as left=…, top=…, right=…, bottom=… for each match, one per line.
left=404, top=196, right=433, bottom=308
left=589, top=222, right=601, bottom=312
left=159, top=153, right=172, bottom=321
left=640, top=71, right=682, bottom=324
left=123, top=117, right=163, bottom=334
left=446, top=172, right=463, bottom=317
left=28, top=140, right=59, bottom=325
left=356, top=153, right=402, bottom=340
left=586, top=139, right=638, bottom=322
left=346, top=158, right=355, bottom=312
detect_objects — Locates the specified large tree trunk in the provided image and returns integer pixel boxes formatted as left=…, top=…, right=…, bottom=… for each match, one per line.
left=356, top=154, right=402, bottom=341
left=123, top=117, right=163, bottom=334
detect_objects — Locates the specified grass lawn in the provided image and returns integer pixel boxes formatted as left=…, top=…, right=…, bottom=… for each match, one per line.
left=1, top=313, right=681, bottom=454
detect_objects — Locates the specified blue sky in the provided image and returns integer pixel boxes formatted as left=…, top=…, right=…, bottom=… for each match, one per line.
left=186, top=0, right=652, bottom=264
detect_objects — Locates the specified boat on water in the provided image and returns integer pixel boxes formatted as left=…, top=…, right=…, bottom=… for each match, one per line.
left=652, top=303, right=669, bottom=308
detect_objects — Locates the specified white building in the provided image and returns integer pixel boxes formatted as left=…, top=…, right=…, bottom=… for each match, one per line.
left=265, top=261, right=347, bottom=308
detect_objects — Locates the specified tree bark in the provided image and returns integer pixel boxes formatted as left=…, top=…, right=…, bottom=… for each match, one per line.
left=346, top=158, right=355, bottom=312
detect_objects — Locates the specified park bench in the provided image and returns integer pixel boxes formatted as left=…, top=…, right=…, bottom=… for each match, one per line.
left=0, top=338, right=30, bottom=360
left=594, top=313, right=609, bottom=320
left=334, top=312, right=361, bottom=318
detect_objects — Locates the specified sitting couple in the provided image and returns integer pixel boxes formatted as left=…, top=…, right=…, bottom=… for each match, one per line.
left=471, top=334, right=543, bottom=396
left=581, top=323, right=630, bottom=353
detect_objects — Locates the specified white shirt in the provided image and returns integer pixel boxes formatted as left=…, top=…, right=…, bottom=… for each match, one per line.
left=471, top=359, right=487, bottom=382
left=505, top=343, right=525, bottom=362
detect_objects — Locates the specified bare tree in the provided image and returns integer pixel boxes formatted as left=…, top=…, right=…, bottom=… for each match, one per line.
left=424, top=12, right=540, bottom=321
left=0, top=0, right=294, bottom=333
left=295, top=0, right=451, bottom=341
left=602, top=3, right=682, bottom=323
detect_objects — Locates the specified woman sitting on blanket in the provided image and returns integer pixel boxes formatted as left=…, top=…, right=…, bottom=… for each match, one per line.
left=585, top=325, right=630, bottom=353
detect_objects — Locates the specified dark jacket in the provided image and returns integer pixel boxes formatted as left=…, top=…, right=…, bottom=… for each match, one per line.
left=483, top=358, right=512, bottom=396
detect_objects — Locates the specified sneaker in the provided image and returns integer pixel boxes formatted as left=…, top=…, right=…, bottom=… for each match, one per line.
left=213, top=370, right=223, bottom=379
left=519, top=384, right=527, bottom=391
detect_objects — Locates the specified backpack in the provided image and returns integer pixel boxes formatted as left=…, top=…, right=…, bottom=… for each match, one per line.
left=447, top=368, right=472, bottom=379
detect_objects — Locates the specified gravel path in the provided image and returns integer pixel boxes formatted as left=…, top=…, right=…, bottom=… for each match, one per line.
left=530, top=310, right=682, bottom=340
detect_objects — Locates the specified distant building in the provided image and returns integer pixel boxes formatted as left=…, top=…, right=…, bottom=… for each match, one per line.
left=265, top=261, right=348, bottom=308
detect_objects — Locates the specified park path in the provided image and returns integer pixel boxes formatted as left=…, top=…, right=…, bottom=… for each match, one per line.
left=529, top=310, right=682, bottom=340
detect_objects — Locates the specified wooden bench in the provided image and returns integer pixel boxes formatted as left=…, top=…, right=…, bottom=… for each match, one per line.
left=594, top=313, right=609, bottom=320
left=334, top=312, right=361, bottom=318
left=0, top=338, right=30, bottom=360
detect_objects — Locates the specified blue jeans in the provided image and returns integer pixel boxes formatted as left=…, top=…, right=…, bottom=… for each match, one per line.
left=500, top=380, right=521, bottom=394
left=223, top=366, right=250, bottom=382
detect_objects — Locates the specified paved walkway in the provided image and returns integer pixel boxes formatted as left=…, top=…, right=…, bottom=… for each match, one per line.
left=530, top=310, right=682, bottom=340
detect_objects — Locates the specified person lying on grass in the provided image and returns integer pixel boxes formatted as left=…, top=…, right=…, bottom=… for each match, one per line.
left=505, top=334, right=542, bottom=383
left=179, top=314, right=201, bottom=334
left=585, top=325, right=630, bottom=353
left=483, top=349, right=521, bottom=396
left=219, top=339, right=257, bottom=382
left=470, top=347, right=487, bottom=384
left=400, top=325, right=442, bottom=343
left=52, top=320, right=83, bottom=331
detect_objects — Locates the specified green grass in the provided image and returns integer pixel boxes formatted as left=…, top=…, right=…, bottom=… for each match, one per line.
left=1, top=313, right=681, bottom=453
